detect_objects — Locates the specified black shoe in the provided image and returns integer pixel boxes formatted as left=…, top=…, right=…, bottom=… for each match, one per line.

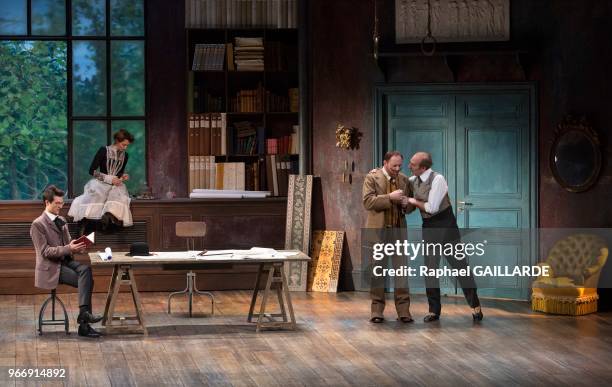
left=423, top=313, right=440, bottom=323
left=77, top=311, right=103, bottom=324
left=78, top=324, right=101, bottom=338
left=370, top=316, right=384, bottom=323
left=472, top=309, right=484, bottom=322
left=398, top=316, right=414, bottom=323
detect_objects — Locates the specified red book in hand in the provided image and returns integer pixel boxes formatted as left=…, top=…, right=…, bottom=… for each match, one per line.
left=74, top=232, right=95, bottom=247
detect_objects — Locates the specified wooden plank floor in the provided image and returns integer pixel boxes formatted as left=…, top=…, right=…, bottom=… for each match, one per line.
left=0, top=291, right=611, bottom=386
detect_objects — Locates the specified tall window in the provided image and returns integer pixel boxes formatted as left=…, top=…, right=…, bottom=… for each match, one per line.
left=0, top=0, right=145, bottom=200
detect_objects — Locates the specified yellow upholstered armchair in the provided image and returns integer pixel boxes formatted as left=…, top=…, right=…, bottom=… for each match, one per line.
left=532, top=234, right=608, bottom=315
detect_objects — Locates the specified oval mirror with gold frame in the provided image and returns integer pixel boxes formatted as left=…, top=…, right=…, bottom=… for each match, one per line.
left=550, top=116, right=601, bottom=193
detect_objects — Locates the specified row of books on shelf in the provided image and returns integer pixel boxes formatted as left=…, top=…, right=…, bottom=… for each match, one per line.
left=189, top=113, right=227, bottom=156
left=192, top=39, right=296, bottom=72
left=265, top=131, right=298, bottom=154
left=230, top=84, right=265, bottom=112
left=228, top=86, right=298, bottom=113
left=192, top=43, right=225, bottom=71
left=188, top=113, right=300, bottom=156
left=193, top=90, right=224, bottom=112
left=186, top=0, right=298, bottom=29
left=192, top=88, right=297, bottom=112
left=188, top=155, right=298, bottom=196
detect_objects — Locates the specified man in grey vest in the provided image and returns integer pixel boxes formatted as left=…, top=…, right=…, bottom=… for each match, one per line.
left=406, top=152, right=483, bottom=322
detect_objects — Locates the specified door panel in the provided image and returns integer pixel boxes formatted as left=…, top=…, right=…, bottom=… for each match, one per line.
left=456, top=93, right=531, bottom=299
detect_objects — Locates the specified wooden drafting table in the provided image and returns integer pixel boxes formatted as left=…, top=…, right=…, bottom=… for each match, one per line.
left=89, top=250, right=310, bottom=334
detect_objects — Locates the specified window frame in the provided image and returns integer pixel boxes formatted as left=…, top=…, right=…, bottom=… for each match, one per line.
left=0, top=0, right=147, bottom=198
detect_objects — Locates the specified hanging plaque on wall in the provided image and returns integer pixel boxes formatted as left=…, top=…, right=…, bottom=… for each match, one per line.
left=395, top=0, right=510, bottom=44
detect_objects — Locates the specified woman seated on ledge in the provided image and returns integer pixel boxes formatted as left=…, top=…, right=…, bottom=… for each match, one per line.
left=69, top=129, right=134, bottom=234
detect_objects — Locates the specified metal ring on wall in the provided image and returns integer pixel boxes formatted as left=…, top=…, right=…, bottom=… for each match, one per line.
left=421, top=35, right=437, bottom=56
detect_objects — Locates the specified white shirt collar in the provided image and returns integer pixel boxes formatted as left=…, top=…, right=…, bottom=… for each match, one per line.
left=419, top=168, right=433, bottom=182
left=45, top=211, right=58, bottom=222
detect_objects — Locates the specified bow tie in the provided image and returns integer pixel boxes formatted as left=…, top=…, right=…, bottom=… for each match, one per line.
left=53, top=217, right=66, bottom=229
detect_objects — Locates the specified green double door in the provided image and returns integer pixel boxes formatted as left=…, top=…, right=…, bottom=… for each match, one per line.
left=380, top=85, right=536, bottom=300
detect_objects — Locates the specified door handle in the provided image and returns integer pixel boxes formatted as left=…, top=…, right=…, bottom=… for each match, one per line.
left=458, top=201, right=473, bottom=206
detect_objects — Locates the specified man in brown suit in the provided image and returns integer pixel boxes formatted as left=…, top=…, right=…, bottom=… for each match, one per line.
left=363, top=151, right=414, bottom=323
left=30, top=185, right=102, bottom=338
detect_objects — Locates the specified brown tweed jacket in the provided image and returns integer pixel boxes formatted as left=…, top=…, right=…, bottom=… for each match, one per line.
left=30, top=212, right=72, bottom=289
left=362, top=168, right=413, bottom=228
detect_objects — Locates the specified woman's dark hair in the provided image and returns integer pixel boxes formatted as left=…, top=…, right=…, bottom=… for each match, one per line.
left=42, top=185, right=64, bottom=204
left=113, top=128, right=134, bottom=143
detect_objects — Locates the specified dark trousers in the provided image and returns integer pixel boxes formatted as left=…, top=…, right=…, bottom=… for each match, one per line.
left=58, top=259, right=94, bottom=311
left=423, top=207, right=480, bottom=315
left=370, top=254, right=411, bottom=318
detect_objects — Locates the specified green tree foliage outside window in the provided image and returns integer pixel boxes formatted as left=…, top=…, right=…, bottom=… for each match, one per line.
left=0, top=41, right=67, bottom=199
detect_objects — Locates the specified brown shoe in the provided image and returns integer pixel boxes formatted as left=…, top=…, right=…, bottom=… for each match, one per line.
left=398, top=316, right=414, bottom=323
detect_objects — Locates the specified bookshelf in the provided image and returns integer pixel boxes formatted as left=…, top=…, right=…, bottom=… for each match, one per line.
left=185, top=2, right=301, bottom=197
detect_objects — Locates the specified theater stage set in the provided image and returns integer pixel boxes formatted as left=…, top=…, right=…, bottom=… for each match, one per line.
left=1, top=0, right=612, bottom=386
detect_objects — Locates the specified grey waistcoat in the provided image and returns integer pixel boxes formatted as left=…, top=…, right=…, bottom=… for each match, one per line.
left=411, top=171, right=451, bottom=219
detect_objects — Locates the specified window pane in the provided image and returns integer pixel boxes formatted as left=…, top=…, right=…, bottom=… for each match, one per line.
left=112, top=121, right=145, bottom=194
left=72, top=121, right=106, bottom=195
left=0, top=0, right=26, bottom=35
left=72, top=0, right=105, bottom=36
left=73, top=41, right=106, bottom=116
left=0, top=41, right=67, bottom=200
left=31, top=0, right=66, bottom=36
left=110, top=0, right=144, bottom=36
left=111, top=41, right=144, bottom=116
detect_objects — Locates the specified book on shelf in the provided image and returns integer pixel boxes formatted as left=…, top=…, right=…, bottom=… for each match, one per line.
left=289, top=88, right=299, bottom=112
left=226, top=42, right=235, bottom=71
left=290, top=124, right=300, bottom=154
